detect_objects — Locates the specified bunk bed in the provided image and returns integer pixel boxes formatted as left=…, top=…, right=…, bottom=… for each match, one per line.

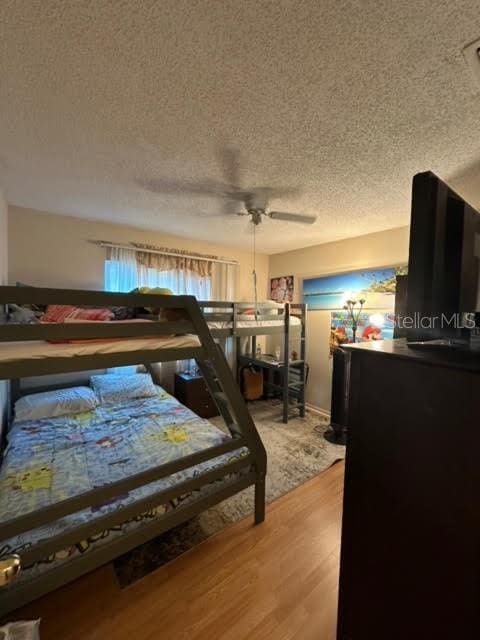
left=0, top=286, right=267, bottom=615
left=199, top=301, right=307, bottom=423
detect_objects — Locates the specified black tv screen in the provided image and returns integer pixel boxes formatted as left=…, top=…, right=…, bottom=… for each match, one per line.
left=406, top=171, right=480, bottom=342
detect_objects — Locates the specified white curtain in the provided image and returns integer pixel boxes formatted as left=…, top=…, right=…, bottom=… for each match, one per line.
left=105, top=246, right=237, bottom=301
left=211, top=262, right=236, bottom=301
left=104, top=247, right=210, bottom=298
left=210, top=262, right=237, bottom=365
left=104, top=247, right=238, bottom=385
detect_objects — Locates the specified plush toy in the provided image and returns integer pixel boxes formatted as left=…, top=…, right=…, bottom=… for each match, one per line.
left=132, top=287, right=189, bottom=322
left=362, top=325, right=382, bottom=341
left=7, top=304, right=39, bottom=324
left=330, top=325, right=349, bottom=356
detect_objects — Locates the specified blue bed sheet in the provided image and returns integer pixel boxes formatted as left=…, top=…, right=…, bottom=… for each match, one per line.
left=0, top=387, right=249, bottom=582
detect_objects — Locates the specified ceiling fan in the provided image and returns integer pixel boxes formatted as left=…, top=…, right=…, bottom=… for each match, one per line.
left=140, top=145, right=317, bottom=307
left=236, top=202, right=317, bottom=227
left=140, top=146, right=317, bottom=227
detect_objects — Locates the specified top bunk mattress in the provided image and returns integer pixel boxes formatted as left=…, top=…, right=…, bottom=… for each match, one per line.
left=0, top=335, right=201, bottom=364
left=207, top=316, right=302, bottom=330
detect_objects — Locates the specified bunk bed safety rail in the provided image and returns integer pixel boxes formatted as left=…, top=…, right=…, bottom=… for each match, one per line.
left=0, top=286, right=196, bottom=310
left=1, top=453, right=254, bottom=568
left=0, top=437, right=249, bottom=543
left=0, top=286, right=198, bottom=341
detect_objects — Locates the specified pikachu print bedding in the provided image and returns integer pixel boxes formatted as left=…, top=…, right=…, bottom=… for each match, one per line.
left=0, top=387, right=249, bottom=584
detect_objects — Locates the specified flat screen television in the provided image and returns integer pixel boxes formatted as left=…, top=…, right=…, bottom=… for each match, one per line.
left=406, top=171, right=480, bottom=344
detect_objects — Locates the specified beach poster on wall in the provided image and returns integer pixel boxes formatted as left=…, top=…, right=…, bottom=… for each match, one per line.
left=303, top=266, right=406, bottom=310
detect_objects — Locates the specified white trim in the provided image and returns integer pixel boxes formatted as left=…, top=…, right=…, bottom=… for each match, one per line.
left=305, top=402, right=331, bottom=421
left=91, top=241, right=239, bottom=266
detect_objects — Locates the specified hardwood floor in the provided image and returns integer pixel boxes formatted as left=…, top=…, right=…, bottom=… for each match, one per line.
left=15, top=462, right=344, bottom=640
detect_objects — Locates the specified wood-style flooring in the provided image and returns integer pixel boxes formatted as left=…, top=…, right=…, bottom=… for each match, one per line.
left=15, top=462, right=344, bottom=640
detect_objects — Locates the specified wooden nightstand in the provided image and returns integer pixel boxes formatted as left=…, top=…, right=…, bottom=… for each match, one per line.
left=174, top=372, right=220, bottom=419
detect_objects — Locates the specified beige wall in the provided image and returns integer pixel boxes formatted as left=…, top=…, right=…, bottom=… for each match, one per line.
left=0, top=190, right=8, bottom=435
left=269, top=226, right=410, bottom=412
left=8, top=206, right=269, bottom=300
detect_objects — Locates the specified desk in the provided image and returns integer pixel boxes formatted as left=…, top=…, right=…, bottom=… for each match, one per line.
left=238, top=354, right=307, bottom=423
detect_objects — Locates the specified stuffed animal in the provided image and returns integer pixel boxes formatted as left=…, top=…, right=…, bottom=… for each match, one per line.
left=132, top=287, right=190, bottom=322
left=7, top=304, right=39, bottom=324
left=362, top=325, right=382, bottom=341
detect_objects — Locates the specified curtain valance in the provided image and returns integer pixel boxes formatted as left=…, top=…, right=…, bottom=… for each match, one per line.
left=104, top=243, right=222, bottom=277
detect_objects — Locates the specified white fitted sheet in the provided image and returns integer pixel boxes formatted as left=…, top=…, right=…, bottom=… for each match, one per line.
left=0, top=335, right=201, bottom=363
left=207, top=316, right=301, bottom=330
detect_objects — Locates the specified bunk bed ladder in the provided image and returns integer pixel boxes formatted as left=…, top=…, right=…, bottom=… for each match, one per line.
left=282, top=303, right=290, bottom=423
left=196, top=356, right=237, bottom=436
left=282, top=303, right=308, bottom=423
left=186, top=298, right=267, bottom=525
left=298, top=303, right=307, bottom=418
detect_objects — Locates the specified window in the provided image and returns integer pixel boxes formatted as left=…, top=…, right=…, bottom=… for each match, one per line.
left=103, top=245, right=237, bottom=383
left=104, top=247, right=211, bottom=298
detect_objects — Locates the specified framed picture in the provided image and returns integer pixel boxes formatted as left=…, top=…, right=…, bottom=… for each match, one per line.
left=303, top=266, right=406, bottom=311
left=270, top=275, right=294, bottom=303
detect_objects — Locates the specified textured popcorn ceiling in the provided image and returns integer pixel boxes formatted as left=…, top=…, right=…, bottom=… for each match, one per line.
left=1, top=1, right=480, bottom=254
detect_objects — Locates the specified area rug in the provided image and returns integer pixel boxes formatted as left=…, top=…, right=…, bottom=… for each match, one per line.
left=113, top=400, right=345, bottom=587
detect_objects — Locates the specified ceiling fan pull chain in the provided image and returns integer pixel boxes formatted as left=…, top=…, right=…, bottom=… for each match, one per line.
left=253, top=222, right=258, bottom=320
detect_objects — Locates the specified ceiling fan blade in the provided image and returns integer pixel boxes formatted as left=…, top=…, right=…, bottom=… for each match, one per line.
left=219, top=197, right=245, bottom=218
left=218, top=145, right=242, bottom=189
left=139, top=177, right=232, bottom=197
left=244, top=186, right=302, bottom=211
left=195, top=211, right=228, bottom=218
left=269, top=211, right=317, bottom=224
left=257, top=186, right=301, bottom=200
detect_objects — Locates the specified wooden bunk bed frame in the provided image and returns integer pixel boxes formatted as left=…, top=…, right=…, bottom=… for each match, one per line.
left=0, top=286, right=267, bottom=615
left=198, top=301, right=307, bottom=423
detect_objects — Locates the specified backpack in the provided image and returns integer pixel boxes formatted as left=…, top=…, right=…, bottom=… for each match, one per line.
left=240, top=365, right=264, bottom=401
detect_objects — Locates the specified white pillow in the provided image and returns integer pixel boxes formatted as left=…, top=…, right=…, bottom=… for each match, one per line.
left=264, top=301, right=284, bottom=316
left=236, top=302, right=283, bottom=319
left=236, top=313, right=257, bottom=321
left=15, top=386, right=98, bottom=422
left=90, top=373, right=157, bottom=404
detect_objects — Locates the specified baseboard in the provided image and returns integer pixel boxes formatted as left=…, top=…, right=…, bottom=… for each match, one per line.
left=305, top=403, right=331, bottom=423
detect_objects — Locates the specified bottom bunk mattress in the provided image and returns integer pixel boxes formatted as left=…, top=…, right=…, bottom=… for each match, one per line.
left=0, top=386, right=249, bottom=587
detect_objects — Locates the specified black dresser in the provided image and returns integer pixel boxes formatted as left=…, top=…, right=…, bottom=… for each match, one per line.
left=337, top=339, right=480, bottom=640
left=174, top=372, right=220, bottom=419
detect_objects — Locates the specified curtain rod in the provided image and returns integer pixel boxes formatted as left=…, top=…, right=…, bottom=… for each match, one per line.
left=92, top=241, right=239, bottom=266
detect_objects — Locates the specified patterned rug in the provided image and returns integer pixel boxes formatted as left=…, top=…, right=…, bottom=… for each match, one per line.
left=113, top=400, right=345, bottom=587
